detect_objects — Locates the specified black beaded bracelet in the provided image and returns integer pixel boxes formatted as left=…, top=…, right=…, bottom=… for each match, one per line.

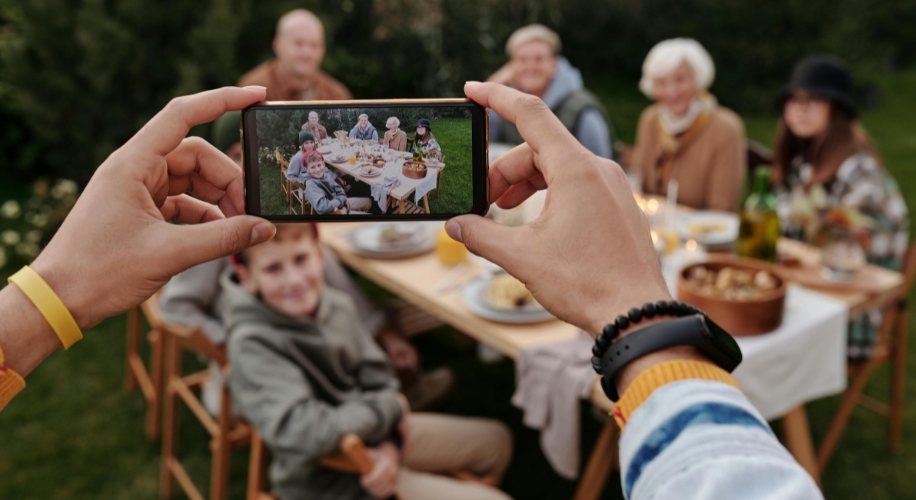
left=590, top=300, right=703, bottom=374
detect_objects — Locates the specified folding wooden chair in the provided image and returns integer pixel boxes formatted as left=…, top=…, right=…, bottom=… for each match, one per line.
left=247, top=431, right=379, bottom=500
left=275, top=150, right=290, bottom=204
left=124, top=293, right=166, bottom=441
left=160, top=311, right=252, bottom=500
left=817, top=242, right=916, bottom=469
left=246, top=429, right=493, bottom=500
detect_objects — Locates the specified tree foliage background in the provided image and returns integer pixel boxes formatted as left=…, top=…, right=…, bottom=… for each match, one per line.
left=1, top=0, right=914, bottom=183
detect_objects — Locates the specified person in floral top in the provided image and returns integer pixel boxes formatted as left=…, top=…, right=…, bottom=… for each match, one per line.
left=772, top=55, right=909, bottom=359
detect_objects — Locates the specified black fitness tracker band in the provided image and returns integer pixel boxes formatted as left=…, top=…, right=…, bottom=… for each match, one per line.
left=599, top=314, right=743, bottom=401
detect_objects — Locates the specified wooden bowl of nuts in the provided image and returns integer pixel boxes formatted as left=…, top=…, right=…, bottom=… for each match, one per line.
left=677, top=257, right=787, bottom=336
left=402, top=161, right=428, bottom=179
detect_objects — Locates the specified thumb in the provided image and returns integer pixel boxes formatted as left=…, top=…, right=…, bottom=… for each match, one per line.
left=168, top=216, right=276, bottom=271
left=445, top=215, right=523, bottom=267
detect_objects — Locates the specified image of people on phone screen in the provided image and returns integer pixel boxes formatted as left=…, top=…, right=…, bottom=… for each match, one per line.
left=254, top=106, right=474, bottom=216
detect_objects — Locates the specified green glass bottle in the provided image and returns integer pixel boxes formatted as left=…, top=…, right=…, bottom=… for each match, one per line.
left=736, top=167, right=781, bottom=262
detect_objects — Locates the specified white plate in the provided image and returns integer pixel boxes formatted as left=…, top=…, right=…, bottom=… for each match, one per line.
left=463, top=277, right=554, bottom=324
left=317, top=148, right=332, bottom=154
left=676, top=211, right=739, bottom=246
left=357, top=165, right=382, bottom=177
left=349, top=223, right=435, bottom=258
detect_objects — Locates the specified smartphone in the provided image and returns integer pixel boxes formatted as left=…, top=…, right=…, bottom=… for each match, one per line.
left=242, top=99, right=489, bottom=221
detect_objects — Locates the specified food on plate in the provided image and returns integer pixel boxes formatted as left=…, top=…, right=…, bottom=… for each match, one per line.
left=686, top=222, right=728, bottom=237
left=684, top=265, right=779, bottom=300
left=488, top=273, right=541, bottom=310
left=378, top=224, right=416, bottom=248
left=359, top=165, right=379, bottom=176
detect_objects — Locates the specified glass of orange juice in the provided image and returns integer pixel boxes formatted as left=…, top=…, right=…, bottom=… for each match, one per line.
left=348, top=154, right=357, bottom=165
left=436, top=228, right=467, bottom=265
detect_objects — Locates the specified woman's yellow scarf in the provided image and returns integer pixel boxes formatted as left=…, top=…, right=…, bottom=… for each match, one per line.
left=654, top=93, right=717, bottom=193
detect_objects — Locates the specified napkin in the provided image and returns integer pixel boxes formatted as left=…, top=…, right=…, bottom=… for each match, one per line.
left=371, top=176, right=400, bottom=214
left=512, top=331, right=597, bottom=479
left=414, top=168, right=439, bottom=204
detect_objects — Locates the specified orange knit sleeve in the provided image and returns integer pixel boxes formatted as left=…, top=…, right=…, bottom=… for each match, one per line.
left=611, top=360, right=740, bottom=428
left=0, top=344, right=26, bottom=412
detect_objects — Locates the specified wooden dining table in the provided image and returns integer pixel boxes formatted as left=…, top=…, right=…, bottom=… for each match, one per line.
left=319, top=218, right=906, bottom=497
left=319, top=141, right=443, bottom=214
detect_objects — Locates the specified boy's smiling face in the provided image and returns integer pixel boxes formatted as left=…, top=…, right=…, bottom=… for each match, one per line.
left=236, top=226, right=324, bottom=318
left=305, top=156, right=326, bottom=178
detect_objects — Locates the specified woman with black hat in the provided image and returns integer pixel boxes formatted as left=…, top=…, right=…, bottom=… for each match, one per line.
left=773, top=55, right=909, bottom=359
left=407, top=118, right=442, bottom=156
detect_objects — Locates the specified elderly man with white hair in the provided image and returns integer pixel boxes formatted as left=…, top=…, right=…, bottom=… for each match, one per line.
left=487, top=24, right=614, bottom=159
left=239, top=9, right=352, bottom=101
left=349, top=113, right=379, bottom=141
left=631, top=38, right=746, bottom=212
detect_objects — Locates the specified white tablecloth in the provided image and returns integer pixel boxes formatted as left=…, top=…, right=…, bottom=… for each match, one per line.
left=663, top=252, right=849, bottom=420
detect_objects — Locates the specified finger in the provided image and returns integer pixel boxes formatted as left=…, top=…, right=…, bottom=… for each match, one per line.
left=165, top=216, right=276, bottom=271
left=488, top=143, right=536, bottom=201
left=465, top=81, right=576, bottom=157
left=495, top=180, right=539, bottom=209
left=128, top=86, right=265, bottom=158
left=445, top=215, right=526, bottom=266
left=165, top=137, right=246, bottom=215
left=160, top=194, right=225, bottom=224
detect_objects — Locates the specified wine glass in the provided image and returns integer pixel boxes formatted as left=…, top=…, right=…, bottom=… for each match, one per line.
left=820, top=226, right=866, bottom=281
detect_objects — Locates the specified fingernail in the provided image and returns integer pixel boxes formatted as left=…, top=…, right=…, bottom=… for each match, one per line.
left=250, top=221, right=276, bottom=245
left=445, top=220, right=462, bottom=242
left=465, top=81, right=481, bottom=86
left=243, top=85, right=267, bottom=92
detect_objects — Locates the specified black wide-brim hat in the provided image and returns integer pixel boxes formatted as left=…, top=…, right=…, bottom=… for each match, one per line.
left=777, top=54, right=857, bottom=118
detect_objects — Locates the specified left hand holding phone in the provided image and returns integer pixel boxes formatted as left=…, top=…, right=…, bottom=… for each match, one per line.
left=30, top=86, right=276, bottom=331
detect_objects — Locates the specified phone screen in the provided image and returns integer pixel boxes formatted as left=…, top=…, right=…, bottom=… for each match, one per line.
left=242, top=100, right=489, bottom=221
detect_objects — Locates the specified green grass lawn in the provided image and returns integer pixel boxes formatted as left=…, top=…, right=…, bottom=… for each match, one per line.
left=258, top=117, right=473, bottom=216
left=2, top=69, right=916, bottom=499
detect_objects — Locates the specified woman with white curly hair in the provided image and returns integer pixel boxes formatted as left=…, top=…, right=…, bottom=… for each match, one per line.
left=631, top=38, right=747, bottom=212
left=381, top=116, right=407, bottom=151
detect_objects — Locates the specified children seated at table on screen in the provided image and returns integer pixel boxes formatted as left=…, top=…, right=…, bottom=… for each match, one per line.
left=349, top=113, right=379, bottom=141
left=301, top=150, right=371, bottom=214
left=407, top=118, right=441, bottom=157
left=288, top=129, right=349, bottom=192
left=225, top=225, right=514, bottom=500
left=382, top=116, right=407, bottom=151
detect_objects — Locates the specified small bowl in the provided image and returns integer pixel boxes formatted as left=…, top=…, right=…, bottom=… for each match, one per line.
left=677, top=257, right=787, bottom=336
left=372, top=159, right=386, bottom=168
left=402, top=161, right=428, bottom=179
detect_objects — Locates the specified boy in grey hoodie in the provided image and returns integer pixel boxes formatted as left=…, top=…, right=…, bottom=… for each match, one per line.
left=225, top=224, right=513, bottom=500
left=299, top=150, right=372, bottom=215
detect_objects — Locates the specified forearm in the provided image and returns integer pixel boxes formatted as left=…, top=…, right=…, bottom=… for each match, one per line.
left=0, top=283, right=61, bottom=376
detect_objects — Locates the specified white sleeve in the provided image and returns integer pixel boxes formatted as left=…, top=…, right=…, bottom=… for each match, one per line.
left=620, top=380, right=822, bottom=500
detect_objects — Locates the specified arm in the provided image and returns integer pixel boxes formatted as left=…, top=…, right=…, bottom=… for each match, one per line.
left=304, top=181, right=341, bottom=214
left=348, top=129, right=357, bottom=139
left=0, top=87, right=275, bottom=410
left=451, top=82, right=821, bottom=500
left=331, top=179, right=348, bottom=208
left=706, top=117, right=746, bottom=213
left=229, top=334, right=403, bottom=464
left=158, top=260, right=228, bottom=343
left=575, top=109, right=613, bottom=160
left=285, top=157, right=302, bottom=181
left=372, top=129, right=379, bottom=141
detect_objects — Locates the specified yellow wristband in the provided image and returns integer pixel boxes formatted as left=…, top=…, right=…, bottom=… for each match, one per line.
left=8, top=266, right=83, bottom=350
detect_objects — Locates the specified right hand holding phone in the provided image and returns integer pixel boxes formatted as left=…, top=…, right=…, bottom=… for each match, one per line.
left=447, top=82, right=672, bottom=338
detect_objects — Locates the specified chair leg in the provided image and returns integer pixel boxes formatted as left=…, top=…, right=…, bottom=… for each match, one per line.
left=817, top=355, right=882, bottom=471
left=160, top=333, right=180, bottom=500
left=125, top=307, right=140, bottom=393
left=247, top=432, right=269, bottom=500
left=146, top=328, right=164, bottom=442
left=890, top=304, right=909, bottom=452
left=210, top=383, right=233, bottom=500
left=573, top=419, right=619, bottom=500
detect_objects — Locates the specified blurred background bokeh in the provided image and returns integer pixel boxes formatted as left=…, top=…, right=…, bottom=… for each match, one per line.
left=2, top=1, right=916, bottom=499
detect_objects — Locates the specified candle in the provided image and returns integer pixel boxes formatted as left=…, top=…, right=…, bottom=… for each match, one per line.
left=646, top=198, right=659, bottom=216
left=651, top=230, right=666, bottom=259
left=682, top=239, right=708, bottom=266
